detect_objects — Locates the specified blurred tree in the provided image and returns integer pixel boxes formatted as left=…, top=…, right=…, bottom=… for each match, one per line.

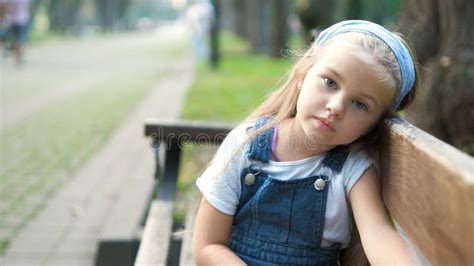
left=296, top=0, right=401, bottom=44
left=210, top=0, right=220, bottom=69
left=270, top=0, right=289, bottom=57
left=127, top=0, right=177, bottom=24
left=46, top=0, right=83, bottom=33
left=94, top=0, right=131, bottom=31
left=296, top=0, right=337, bottom=43
left=238, top=0, right=288, bottom=57
left=232, top=0, right=247, bottom=39
left=397, top=0, right=474, bottom=154
left=337, top=0, right=362, bottom=20
left=360, top=0, right=400, bottom=25
left=246, top=0, right=270, bottom=54
left=339, top=0, right=401, bottom=25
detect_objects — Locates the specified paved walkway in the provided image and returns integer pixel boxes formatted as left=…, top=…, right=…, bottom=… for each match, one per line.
left=0, top=24, right=195, bottom=265
left=1, top=26, right=182, bottom=131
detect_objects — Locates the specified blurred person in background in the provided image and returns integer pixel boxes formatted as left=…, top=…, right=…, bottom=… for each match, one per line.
left=0, top=1, right=10, bottom=54
left=184, top=0, right=215, bottom=60
left=0, top=0, right=32, bottom=65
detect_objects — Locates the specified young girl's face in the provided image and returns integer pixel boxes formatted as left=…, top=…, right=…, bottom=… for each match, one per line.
left=295, top=42, right=395, bottom=148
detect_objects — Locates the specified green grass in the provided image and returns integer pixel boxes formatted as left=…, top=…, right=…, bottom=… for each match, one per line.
left=0, top=239, right=8, bottom=254
left=181, top=54, right=293, bottom=123
left=218, top=31, right=252, bottom=54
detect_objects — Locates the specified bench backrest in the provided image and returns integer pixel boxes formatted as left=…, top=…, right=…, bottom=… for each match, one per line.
left=379, top=118, right=473, bottom=265
left=136, top=118, right=474, bottom=265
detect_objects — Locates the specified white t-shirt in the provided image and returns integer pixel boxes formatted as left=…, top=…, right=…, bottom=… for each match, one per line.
left=196, top=123, right=372, bottom=248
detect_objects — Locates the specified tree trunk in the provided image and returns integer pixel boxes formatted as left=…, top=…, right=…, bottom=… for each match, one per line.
left=233, top=0, right=247, bottom=38
left=270, top=0, right=289, bottom=57
left=47, top=0, right=83, bottom=34
left=396, top=0, right=474, bottom=154
left=246, top=0, right=271, bottom=54
left=210, top=0, right=220, bottom=69
left=296, top=0, right=337, bottom=44
left=94, top=0, right=130, bottom=31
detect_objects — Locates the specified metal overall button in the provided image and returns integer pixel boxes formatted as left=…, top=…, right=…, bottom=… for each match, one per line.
left=245, top=158, right=262, bottom=186
left=314, top=176, right=331, bottom=191
left=314, top=178, right=325, bottom=190
left=244, top=173, right=256, bottom=185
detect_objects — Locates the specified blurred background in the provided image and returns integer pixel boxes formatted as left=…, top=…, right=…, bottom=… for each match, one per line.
left=0, top=0, right=472, bottom=265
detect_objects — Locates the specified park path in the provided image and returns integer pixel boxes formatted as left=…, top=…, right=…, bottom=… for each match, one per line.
left=0, top=23, right=195, bottom=265
left=0, top=24, right=185, bottom=131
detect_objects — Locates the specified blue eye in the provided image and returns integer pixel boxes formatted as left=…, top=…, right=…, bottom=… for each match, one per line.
left=324, top=78, right=337, bottom=88
left=354, top=100, right=368, bottom=111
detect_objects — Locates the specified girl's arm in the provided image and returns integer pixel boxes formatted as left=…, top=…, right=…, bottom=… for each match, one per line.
left=192, top=197, right=245, bottom=265
left=349, top=166, right=420, bottom=265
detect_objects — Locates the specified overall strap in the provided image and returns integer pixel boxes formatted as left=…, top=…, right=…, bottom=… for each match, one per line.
left=247, top=117, right=350, bottom=171
left=321, top=148, right=350, bottom=173
left=247, top=117, right=274, bottom=163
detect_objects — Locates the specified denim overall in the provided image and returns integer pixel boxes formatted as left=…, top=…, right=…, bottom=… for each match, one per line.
left=228, top=118, right=349, bottom=265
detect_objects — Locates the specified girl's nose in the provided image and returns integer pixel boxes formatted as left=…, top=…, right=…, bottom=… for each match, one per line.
left=325, top=95, right=345, bottom=117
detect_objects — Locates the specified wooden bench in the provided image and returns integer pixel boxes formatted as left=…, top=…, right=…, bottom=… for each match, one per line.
left=135, top=118, right=474, bottom=266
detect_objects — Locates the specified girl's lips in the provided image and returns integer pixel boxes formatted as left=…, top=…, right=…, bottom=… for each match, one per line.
left=314, top=116, right=335, bottom=131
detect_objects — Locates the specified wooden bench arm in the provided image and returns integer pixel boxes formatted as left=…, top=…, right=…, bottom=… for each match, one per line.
left=380, top=118, right=474, bottom=265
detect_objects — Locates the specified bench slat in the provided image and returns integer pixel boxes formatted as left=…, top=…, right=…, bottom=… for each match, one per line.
left=134, top=199, right=174, bottom=265
left=137, top=121, right=231, bottom=265
left=381, top=118, right=474, bottom=265
left=135, top=141, right=181, bottom=265
left=179, top=199, right=199, bottom=266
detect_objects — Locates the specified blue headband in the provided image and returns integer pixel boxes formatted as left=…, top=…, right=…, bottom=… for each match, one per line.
left=315, top=20, right=415, bottom=109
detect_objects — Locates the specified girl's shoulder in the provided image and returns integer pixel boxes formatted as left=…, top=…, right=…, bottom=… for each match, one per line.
left=341, top=148, right=373, bottom=194
left=345, top=148, right=371, bottom=164
left=343, top=148, right=372, bottom=173
left=228, top=122, right=255, bottom=140
left=216, top=122, right=255, bottom=155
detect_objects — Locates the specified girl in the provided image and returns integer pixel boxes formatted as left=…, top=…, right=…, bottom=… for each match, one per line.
left=192, top=20, right=421, bottom=265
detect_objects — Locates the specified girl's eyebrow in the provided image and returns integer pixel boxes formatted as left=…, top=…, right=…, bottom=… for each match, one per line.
left=323, top=67, right=381, bottom=107
left=359, top=92, right=380, bottom=107
left=323, top=67, right=344, bottom=83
